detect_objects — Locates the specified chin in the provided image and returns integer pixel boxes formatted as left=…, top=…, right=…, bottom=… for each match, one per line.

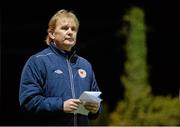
left=67, top=42, right=76, bottom=46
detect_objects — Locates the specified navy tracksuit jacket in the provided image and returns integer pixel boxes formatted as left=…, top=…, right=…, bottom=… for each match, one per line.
left=19, top=43, right=101, bottom=125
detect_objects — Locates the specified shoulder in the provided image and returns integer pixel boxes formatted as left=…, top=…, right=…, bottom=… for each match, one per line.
left=78, top=56, right=92, bottom=66
left=25, top=47, right=53, bottom=65
left=77, top=56, right=94, bottom=71
left=34, top=47, right=54, bottom=58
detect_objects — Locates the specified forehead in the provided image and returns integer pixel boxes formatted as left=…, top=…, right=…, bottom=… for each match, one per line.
left=56, top=17, right=76, bottom=27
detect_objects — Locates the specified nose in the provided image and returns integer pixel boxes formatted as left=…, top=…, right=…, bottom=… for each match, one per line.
left=67, top=27, right=73, bottom=34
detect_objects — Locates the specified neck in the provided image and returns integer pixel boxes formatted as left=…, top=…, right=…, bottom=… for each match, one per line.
left=53, top=42, right=72, bottom=52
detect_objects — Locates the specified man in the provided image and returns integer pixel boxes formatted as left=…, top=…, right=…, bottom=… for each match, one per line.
left=19, top=9, right=101, bottom=126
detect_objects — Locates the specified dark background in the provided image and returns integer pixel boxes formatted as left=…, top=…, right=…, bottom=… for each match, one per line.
left=1, top=0, right=180, bottom=125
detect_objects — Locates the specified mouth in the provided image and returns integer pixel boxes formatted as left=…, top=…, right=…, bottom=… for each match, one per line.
left=65, top=38, right=74, bottom=42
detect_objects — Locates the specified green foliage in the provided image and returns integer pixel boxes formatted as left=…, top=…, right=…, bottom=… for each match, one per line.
left=109, top=6, right=180, bottom=126
left=110, top=95, right=180, bottom=125
left=145, top=96, right=180, bottom=125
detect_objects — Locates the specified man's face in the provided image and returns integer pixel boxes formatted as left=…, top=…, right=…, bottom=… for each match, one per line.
left=53, top=18, right=78, bottom=51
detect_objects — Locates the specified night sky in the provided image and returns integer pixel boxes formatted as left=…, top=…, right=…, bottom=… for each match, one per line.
left=1, top=0, right=180, bottom=124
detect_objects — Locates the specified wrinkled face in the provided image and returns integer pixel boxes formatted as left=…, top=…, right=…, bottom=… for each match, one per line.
left=52, top=18, right=78, bottom=51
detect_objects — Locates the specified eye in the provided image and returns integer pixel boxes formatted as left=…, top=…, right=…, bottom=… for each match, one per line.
left=61, top=25, right=77, bottom=32
left=61, top=26, right=69, bottom=30
left=71, top=26, right=77, bottom=31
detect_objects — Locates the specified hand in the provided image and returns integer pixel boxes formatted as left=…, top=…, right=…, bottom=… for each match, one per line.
left=84, top=102, right=100, bottom=114
left=63, top=99, right=81, bottom=113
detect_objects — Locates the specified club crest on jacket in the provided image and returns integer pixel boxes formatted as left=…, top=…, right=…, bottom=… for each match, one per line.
left=78, top=69, right=86, bottom=78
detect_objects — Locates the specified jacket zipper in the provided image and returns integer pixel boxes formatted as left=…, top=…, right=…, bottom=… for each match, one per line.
left=66, top=58, right=77, bottom=126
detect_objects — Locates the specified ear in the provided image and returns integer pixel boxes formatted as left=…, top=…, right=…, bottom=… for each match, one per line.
left=48, top=32, right=55, bottom=39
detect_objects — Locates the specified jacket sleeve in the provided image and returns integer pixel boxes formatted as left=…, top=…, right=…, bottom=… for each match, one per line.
left=19, top=56, right=63, bottom=113
left=88, top=67, right=102, bottom=120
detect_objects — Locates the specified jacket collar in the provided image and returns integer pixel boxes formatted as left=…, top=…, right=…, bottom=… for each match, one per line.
left=49, top=42, right=78, bottom=63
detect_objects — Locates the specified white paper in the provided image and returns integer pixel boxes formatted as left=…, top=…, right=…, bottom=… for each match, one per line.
left=74, top=91, right=102, bottom=116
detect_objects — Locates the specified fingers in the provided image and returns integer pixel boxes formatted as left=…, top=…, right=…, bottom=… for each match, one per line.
left=85, top=106, right=98, bottom=113
left=84, top=102, right=99, bottom=114
left=85, top=102, right=99, bottom=108
left=73, top=99, right=81, bottom=105
left=64, top=99, right=100, bottom=114
left=69, top=100, right=80, bottom=110
left=63, top=99, right=81, bottom=113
